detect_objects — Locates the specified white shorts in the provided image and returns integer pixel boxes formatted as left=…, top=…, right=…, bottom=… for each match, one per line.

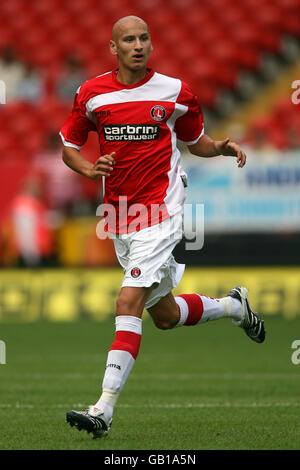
left=110, top=211, right=185, bottom=309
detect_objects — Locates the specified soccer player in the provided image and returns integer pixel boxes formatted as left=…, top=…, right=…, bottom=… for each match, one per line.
left=60, top=16, right=265, bottom=439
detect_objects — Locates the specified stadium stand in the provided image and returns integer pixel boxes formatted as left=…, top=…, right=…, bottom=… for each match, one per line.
left=0, top=0, right=299, bottom=264
left=245, top=97, right=300, bottom=150
left=0, top=0, right=298, bottom=130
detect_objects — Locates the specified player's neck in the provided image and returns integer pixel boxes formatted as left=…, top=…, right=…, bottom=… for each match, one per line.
left=116, top=67, right=149, bottom=86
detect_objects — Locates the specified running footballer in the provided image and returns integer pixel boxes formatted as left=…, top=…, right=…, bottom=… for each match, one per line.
left=60, top=16, right=266, bottom=439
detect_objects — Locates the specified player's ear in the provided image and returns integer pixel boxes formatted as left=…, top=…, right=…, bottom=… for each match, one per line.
left=110, top=40, right=117, bottom=55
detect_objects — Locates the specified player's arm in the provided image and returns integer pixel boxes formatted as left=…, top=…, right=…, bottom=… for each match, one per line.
left=62, top=146, right=115, bottom=179
left=187, top=133, right=247, bottom=168
left=60, top=87, right=116, bottom=179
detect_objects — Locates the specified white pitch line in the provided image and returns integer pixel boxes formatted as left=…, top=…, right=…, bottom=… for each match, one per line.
left=6, top=373, right=300, bottom=381
left=1, top=402, right=300, bottom=409
left=119, top=403, right=300, bottom=408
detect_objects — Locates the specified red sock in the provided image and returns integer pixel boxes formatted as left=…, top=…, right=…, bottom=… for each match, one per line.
left=109, top=330, right=141, bottom=360
left=175, top=294, right=204, bottom=326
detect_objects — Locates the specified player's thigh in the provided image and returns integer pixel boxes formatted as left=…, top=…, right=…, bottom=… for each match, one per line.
left=147, top=292, right=180, bottom=329
left=116, top=285, right=154, bottom=318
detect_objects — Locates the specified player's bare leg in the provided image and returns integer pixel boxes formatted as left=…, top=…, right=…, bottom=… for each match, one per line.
left=147, top=292, right=180, bottom=329
left=148, top=290, right=239, bottom=327
left=115, top=286, right=152, bottom=318
left=148, top=289, right=265, bottom=343
left=67, top=286, right=152, bottom=438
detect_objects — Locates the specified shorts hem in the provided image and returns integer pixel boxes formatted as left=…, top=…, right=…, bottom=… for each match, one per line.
left=122, top=279, right=157, bottom=289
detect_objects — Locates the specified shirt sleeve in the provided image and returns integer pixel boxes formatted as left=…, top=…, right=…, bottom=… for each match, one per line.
left=175, top=82, right=204, bottom=145
left=59, top=88, right=96, bottom=150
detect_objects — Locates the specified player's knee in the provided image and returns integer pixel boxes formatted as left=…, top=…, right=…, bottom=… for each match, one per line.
left=153, top=317, right=177, bottom=330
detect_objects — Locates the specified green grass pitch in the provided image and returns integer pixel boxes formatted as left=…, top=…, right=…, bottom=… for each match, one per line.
left=0, top=316, right=299, bottom=450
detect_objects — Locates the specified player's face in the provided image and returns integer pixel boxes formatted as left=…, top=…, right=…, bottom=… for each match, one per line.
left=110, top=23, right=152, bottom=72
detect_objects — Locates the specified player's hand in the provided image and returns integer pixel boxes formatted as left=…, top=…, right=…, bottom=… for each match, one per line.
left=87, top=152, right=116, bottom=179
left=216, top=138, right=247, bottom=168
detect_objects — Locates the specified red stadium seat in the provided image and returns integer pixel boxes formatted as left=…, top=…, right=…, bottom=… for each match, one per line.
left=24, top=132, right=46, bottom=155
left=166, top=41, right=200, bottom=67
left=196, top=82, right=218, bottom=108
left=29, top=46, right=63, bottom=69
left=19, top=28, right=51, bottom=53
left=210, top=41, right=240, bottom=67
left=1, top=0, right=298, bottom=105
left=218, top=8, right=249, bottom=30
left=55, top=29, right=87, bottom=55
left=280, top=0, right=300, bottom=8
left=196, top=24, right=228, bottom=46
left=0, top=0, right=298, bottom=172
left=245, top=90, right=300, bottom=150
left=31, top=0, right=62, bottom=17
left=1, top=0, right=300, bottom=226
left=43, top=12, right=74, bottom=33
left=188, top=60, right=219, bottom=85
left=272, top=99, right=296, bottom=127
left=183, top=9, right=214, bottom=30
left=39, top=98, right=72, bottom=128
left=256, top=7, right=282, bottom=31
left=0, top=132, right=18, bottom=153
left=0, top=27, right=15, bottom=52
left=282, top=14, right=300, bottom=37
left=0, top=0, right=28, bottom=18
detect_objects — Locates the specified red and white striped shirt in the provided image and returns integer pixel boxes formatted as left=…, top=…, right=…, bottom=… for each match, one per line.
left=60, top=68, right=204, bottom=233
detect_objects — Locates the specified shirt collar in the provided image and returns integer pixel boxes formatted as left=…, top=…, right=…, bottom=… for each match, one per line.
left=111, top=68, right=154, bottom=89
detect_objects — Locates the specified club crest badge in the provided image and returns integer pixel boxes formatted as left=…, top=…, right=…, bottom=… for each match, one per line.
left=150, top=105, right=166, bottom=121
left=131, top=267, right=141, bottom=278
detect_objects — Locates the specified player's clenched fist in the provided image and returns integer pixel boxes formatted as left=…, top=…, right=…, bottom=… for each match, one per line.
left=88, top=152, right=116, bottom=179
